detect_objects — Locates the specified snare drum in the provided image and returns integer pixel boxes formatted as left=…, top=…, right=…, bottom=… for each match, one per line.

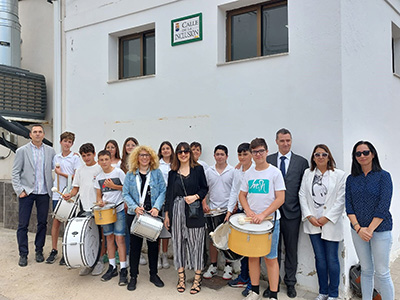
left=228, top=213, right=274, bottom=257
left=131, top=212, right=163, bottom=242
left=210, top=222, right=242, bottom=262
left=62, top=216, right=101, bottom=268
left=205, top=207, right=227, bottom=232
left=93, top=204, right=116, bottom=225
left=53, top=192, right=79, bottom=222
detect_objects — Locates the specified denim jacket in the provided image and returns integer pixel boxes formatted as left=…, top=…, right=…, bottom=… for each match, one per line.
left=123, top=168, right=166, bottom=215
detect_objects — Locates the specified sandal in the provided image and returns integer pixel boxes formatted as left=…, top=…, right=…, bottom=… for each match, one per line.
left=190, top=271, right=202, bottom=295
left=177, top=270, right=186, bottom=293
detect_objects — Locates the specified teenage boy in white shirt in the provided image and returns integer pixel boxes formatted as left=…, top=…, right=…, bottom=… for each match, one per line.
left=63, top=143, right=105, bottom=276
left=46, top=131, right=81, bottom=265
left=239, top=138, right=285, bottom=300
left=203, top=145, right=234, bottom=280
left=95, top=150, right=127, bottom=286
left=190, top=141, right=209, bottom=170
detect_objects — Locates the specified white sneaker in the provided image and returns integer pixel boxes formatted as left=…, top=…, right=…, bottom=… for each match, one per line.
left=92, top=261, right=106, bottom=276
left=139, top=254, right=147, bottom=265
left=243, top=290, right=260, bottom=300
left=203, top=264, right=218, bottom=279
left=222, top=264, right=233, bottom=280
left=315, top=294, right=329, bottom=300
left=161, top=253, right=170, bottom=269
left=157, top=255, right=162, bottom=269
left=79, top=266, right=92, bottom=276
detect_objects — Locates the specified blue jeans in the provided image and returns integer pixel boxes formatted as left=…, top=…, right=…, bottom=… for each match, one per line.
left=309, top=234, right=340, bottom=297
left=351, top=230, right=394, bottom=300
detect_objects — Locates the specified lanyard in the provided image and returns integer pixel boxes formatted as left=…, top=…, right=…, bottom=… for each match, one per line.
left=136, top=171, right=151, bottom=206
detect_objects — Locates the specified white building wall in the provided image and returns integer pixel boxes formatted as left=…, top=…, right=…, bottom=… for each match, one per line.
left=62, top=0, right=399, bottom=297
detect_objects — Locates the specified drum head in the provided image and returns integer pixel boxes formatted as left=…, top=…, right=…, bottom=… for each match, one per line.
left=93, top=203, right=115, bottom=211
left=210, top=222, right=230, bottom=250
left=229, top=213, right=273, bottom=234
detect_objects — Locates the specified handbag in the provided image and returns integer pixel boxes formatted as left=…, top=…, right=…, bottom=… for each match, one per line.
left=179, top=172, right=200, bottom=219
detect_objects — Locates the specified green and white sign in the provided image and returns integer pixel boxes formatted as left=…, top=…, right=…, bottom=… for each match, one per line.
left=171, top=13, right=202, bottom=46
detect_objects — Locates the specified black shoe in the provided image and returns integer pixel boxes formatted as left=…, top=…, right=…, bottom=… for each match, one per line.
left=119, top=268, right=128, bottom=286
left=35, top=251, right=44, bottom=263
left=150, top=274, right=164, bottom=287
left=263, top=286, right=280, bottom=298
left=46, top=249, right=58, bottom=264
left=19, top=255, right=28, bottom=267
left=59, top=256, right=66, bottom=266
left=287, top=285, right=296, bottom=298
left=127, top=277, right=137, bottom=291
left=101, top=265, right=118, bottom=281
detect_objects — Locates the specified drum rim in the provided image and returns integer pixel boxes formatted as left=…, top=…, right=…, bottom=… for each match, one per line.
left=229, top=213, right=273, bottom=234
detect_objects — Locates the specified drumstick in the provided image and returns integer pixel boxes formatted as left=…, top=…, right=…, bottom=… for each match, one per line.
left=52, top=187, right=73, bottom=203
left=55, top=163, right=60, bottom=192
left=238, top=215, right=273, bottom=225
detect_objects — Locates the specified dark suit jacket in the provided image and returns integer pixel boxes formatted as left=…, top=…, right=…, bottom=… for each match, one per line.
left=267, top=152, right=309, bottom=219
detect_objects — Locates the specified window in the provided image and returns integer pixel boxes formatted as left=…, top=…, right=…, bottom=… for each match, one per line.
left=392, top=23, right=400, bottom=76
left=119, top=30, right=155, bottom=79
left=226, top=0, right=288, bottom=62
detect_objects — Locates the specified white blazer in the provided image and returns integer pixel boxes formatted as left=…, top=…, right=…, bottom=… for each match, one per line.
left=299, top=168, right=346, bottom=241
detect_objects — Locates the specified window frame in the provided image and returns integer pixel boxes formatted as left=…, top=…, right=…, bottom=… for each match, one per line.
left=118, top=29, right=155, bottom=79
left=226, top=0, right=288, bottom=62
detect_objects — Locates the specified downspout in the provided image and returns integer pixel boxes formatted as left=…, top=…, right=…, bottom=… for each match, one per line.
left=53, top=0, right=62, bottom=153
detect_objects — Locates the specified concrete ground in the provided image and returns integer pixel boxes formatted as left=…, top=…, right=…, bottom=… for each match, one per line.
left=0, top=225, right=398, bottom=300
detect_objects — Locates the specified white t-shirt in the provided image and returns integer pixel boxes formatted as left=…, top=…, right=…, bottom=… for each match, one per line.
left=52, top=152, right=81, bottom=200
left=198, top=160, right=209, bottom=171
left=228, top=163, right=255, bottom=213
left=94, top=167, right=125, bottom=212
left=73, top=163, right=102, bottom=212
left=206, top=164, right=234, bottom=209
left=240, top=165, right=286, bottom=219
left=159, top=158, right=171, bottom=185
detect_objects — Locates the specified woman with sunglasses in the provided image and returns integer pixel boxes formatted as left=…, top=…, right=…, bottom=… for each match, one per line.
left=164, top=142, right=208, bottom=295
left=299, top=144, right=346, bottom=300
left=346, top=141, right=394, bottom=300
left=122, top=145, right=166, bottom=291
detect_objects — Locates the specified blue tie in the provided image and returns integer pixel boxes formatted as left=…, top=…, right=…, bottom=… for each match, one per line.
left=280, top=156, right=286, bottom=177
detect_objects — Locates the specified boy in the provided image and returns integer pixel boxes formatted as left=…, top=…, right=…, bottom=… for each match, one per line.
left=63, top=143, right=105, bottom=276
left=203, top=145, right=234, bottom=280
left=239, top=138, right=285, bottom=300
left=227, top=143, right=253, bottom=295
left=95, top=150, right=127, bottom=286
left=190, top=141, right=209, bottom=170
left=46, top=131, right=81, bottom=265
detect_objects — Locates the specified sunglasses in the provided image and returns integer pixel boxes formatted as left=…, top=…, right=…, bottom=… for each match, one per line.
left=355, top=150, right=371, bottom=157
left=314, top=152, right=328, bottom=158
left=177, top=150, right=190, bottom=155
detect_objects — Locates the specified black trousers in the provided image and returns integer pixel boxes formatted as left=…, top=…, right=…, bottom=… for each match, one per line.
left=126, top=214, right=158, bottom=278
left=278, top=214, right=301, bottom=287
left=17, top=193, right=50, bottom=256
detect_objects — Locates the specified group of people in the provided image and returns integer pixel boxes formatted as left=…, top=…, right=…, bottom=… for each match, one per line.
left=11, top=124, right=394, bottom=300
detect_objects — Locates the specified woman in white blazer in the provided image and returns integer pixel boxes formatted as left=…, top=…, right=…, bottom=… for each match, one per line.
left=299, top=144, right=346, bottom=300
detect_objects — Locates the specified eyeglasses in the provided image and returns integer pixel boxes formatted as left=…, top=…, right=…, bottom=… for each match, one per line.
left=314, top=152, right=328, bottom=158
left=177, top=150, right=190, bottom=155
left=139, top=154, right=150, bottom=158
left=251, top=149, right=266, bottom=156
left=355, top=150, right=371, bottom=157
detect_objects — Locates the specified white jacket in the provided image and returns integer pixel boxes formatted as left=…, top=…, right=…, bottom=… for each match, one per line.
left=299, top=168, right=346, bottom=241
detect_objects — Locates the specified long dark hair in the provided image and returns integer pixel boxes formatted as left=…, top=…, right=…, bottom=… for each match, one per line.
left=310, top=144, right=336, bottom=171
left=351, top=140, right=382, bottom=176
left=121, top=137, right=139, bottom=173
left=171, top=142, right=198, bottom=171
left=158, top=141, right=176, bottom=165
left=104, top=139, right=121, bottom=159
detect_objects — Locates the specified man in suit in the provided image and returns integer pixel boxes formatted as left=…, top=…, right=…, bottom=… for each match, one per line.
left=12, top=124, right=56, bottom=267
left=265, top=128, right=309, bottom=298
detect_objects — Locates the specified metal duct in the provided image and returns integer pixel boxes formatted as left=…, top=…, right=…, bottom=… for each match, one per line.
left=0, top=0, right=21, bottom=67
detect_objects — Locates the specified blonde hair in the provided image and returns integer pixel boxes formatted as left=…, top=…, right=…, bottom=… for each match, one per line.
left=129, top=145, right=159, bottom=173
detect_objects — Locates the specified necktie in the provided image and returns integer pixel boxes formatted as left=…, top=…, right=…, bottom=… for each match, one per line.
left=280, top=156, right=286, bottom=177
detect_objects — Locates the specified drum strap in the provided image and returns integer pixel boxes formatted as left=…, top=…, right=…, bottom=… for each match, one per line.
left=136, top=171, right=151, bottom=207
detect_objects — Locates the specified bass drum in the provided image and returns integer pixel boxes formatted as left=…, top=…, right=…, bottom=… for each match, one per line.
left=63, top=216, right=101, bottom=268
